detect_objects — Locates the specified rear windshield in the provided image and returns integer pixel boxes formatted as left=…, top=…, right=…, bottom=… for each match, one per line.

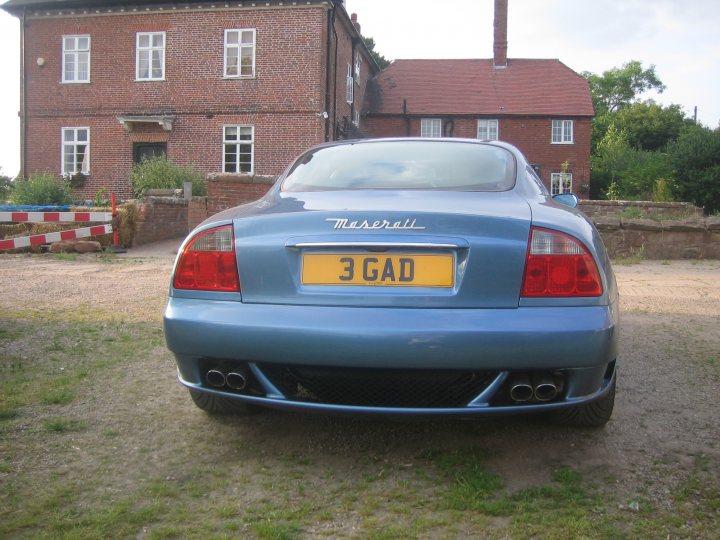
left=281, top=140, right=516, bottom=192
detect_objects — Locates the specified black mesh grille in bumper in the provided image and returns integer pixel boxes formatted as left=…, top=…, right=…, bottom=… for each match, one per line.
left=258, top=364, right=499, bottom=408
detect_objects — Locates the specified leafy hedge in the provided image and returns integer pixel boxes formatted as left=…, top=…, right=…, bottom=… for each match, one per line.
left=130, top=156, right=206, bottom=197
left=9, top=172, right=74, bottom=205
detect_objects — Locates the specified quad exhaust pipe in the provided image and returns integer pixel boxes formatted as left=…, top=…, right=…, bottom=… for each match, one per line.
left=509, top=372, right=560, bottom=403
left=509, top=373, right=533, bottom=402
left=532, top=373, right=558, bottom=402
left=205, top=368, right=247, bottom=390
left=206, top=369, right=226, bottom=388
left=225, top=371, right=247, bottom=390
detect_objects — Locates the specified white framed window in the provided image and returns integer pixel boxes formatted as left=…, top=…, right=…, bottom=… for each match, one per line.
left=354, top=50, right=362, bottom=83
left=420, top=118, right=442, bottom=138
left=353, top=109, right=360, bottom=126
left=62, top=35, right=90, bottom=83
left=62, top=127, right=90, bottom=175
left=136, top=32, right=165, bottom=81
left=477, top=119, right=499, bottom=140
left=223, top=125, right=254, bottom=173
left=550, top=172, right=573, bottom=195
left=224, top=29, right=256, bottom=78
left=346, top=63, right=354, bottom=104
left=551, top=119, right=574, bottom=144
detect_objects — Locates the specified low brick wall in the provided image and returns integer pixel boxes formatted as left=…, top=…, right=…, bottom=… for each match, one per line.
left=206, top=173, right=275, bottom=217
left=188, top=197, right=208, bottom=231
left=132, top=191, right=719, bottom=259
left=595, top=216, right=720, bottom=259
left=133, top=197, right=189, bottom=246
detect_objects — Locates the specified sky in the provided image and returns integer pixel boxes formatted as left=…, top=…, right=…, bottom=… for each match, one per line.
left=0, top=0, right=718, bottom=177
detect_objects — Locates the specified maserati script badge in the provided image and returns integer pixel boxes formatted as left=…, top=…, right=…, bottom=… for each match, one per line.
left=326, top=218, right=426, bottom=230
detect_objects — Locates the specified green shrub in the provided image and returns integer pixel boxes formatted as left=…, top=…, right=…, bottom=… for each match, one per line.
left=0, top=171, right=12, bottom=201
left=10, top=172, right=74, bottom=205
left=652, top=178, right=674, bottom=202
left=130, top=156, right=206, bottom=197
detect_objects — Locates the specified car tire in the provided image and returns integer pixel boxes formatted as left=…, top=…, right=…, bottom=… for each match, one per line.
left=549, top=377, right=615, bottom=427
left=188, top=389, right=258, bottom=415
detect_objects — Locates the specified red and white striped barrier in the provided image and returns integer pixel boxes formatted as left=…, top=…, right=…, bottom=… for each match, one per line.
left=0, top=224, right=113, bottom=251
left=0, top=208, right=114, bottom=252
left=0, top=211, right=112, bottom=223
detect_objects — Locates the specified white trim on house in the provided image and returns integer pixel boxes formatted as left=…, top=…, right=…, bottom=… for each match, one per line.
left=223, top=28, right=256, bottom=78
left=61, top=35, right=91, bottom=83
left=345, top=63, right=354, bottom=104
left=477, top=119, right=499, bottom=141
left=550, top=172, right=573, bottom=195
left=136, top=31, right=166, bottom=81
left=222, top=125, right=254, bottom=174
left=61, top=127, right=90, bottom=175
left=420, top=118, right=442, bottom=138
left=551, top=119, right=574, bottom=144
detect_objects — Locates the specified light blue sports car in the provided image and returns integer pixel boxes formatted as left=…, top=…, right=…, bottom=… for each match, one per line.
left=164, top=138, right=619, bottom=426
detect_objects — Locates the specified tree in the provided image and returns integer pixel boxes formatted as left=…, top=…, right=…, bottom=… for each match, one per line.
left=591, top=124, right=634, bottom=198
left=613, top=101, right=691, bottom=151
left=363, top=36, right=391, bottom=70
left=0, top=169, right=12, bottom=201
left=583, top=60, right=665, bottom=115
left=668, top=125, right=720, bottom=213
left=591, top=124, right=675, bottom=200
left=594, top=100, right=691, bottom=152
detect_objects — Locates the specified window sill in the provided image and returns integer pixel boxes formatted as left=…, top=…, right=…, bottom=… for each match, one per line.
left=550, top=141, right=574, bottom=145
left=222, top=75, right=257, bottom=80
left=135, top=78, right=166, bottom=82
left=60, top=81, right=91, bottom=85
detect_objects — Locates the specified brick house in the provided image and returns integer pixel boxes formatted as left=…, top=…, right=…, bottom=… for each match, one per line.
left=2, top=0, right=377, bottom=199
left=362, top=0, right=595, bottom=198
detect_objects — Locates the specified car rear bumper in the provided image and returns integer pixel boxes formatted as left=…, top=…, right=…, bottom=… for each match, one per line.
left=165, top=298, right=618, bottom=415
left=175, top=362, right=617, bottom=417
left=164, top=298, right=618, bottom=370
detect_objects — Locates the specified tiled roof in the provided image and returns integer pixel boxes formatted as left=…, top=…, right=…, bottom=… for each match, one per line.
left=365, top=58, right=594, bottom=117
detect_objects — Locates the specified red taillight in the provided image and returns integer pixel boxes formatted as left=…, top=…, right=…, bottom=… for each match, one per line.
left=173, top=225, right=240, bottom=292
left=521, top=227, right=603, bottom=297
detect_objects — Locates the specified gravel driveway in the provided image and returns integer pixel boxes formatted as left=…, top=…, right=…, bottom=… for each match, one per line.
left=1, top=253, right=718, bottom=536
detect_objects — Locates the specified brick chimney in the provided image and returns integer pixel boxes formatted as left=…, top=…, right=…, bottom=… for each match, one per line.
left=493, top=0, right=508, bottom=68
left=350, top=13, right=361, bottom=34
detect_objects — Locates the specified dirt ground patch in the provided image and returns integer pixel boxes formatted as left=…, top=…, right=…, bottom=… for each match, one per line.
left=1, top=253, right=718, bottom=538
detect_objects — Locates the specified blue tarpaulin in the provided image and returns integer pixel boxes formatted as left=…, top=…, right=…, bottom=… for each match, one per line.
left=0, top=205, right=74, bottom=212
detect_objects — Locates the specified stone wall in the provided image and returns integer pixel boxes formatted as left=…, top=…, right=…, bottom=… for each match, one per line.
left=579, top=200, right=703, bottom=218
left=595, top=216, right=720, bottom=259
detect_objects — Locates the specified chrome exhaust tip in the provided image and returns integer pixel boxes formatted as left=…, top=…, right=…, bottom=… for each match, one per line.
left=225, top=371, right=247, bottom=391
left=509, top=374, right=533, bottom=402
left=206, top=369, right=226, bottom=388
left=533, top=374, right=558, bottom=402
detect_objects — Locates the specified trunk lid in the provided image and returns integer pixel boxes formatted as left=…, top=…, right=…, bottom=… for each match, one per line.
left=234, top=191, right=531, bottom=308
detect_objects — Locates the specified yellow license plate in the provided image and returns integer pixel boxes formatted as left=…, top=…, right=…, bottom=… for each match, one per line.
left=301, top=254, right=454, bottom=287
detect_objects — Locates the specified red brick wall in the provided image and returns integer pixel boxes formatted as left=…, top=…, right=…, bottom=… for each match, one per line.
left=22, top=6, right=331, bottom=199
left=188, top=197, right=208, bottom=231
left=328, top=12, right=375, bottom=138
left=363, top=115, right=592, bottom=197
left=133, top=197, right=188, bottom=246
left=206, top=174, right=274, bottom=217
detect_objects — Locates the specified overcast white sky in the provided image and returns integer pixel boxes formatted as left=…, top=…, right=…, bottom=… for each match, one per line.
left=1, top=0, right=718, bottom=177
